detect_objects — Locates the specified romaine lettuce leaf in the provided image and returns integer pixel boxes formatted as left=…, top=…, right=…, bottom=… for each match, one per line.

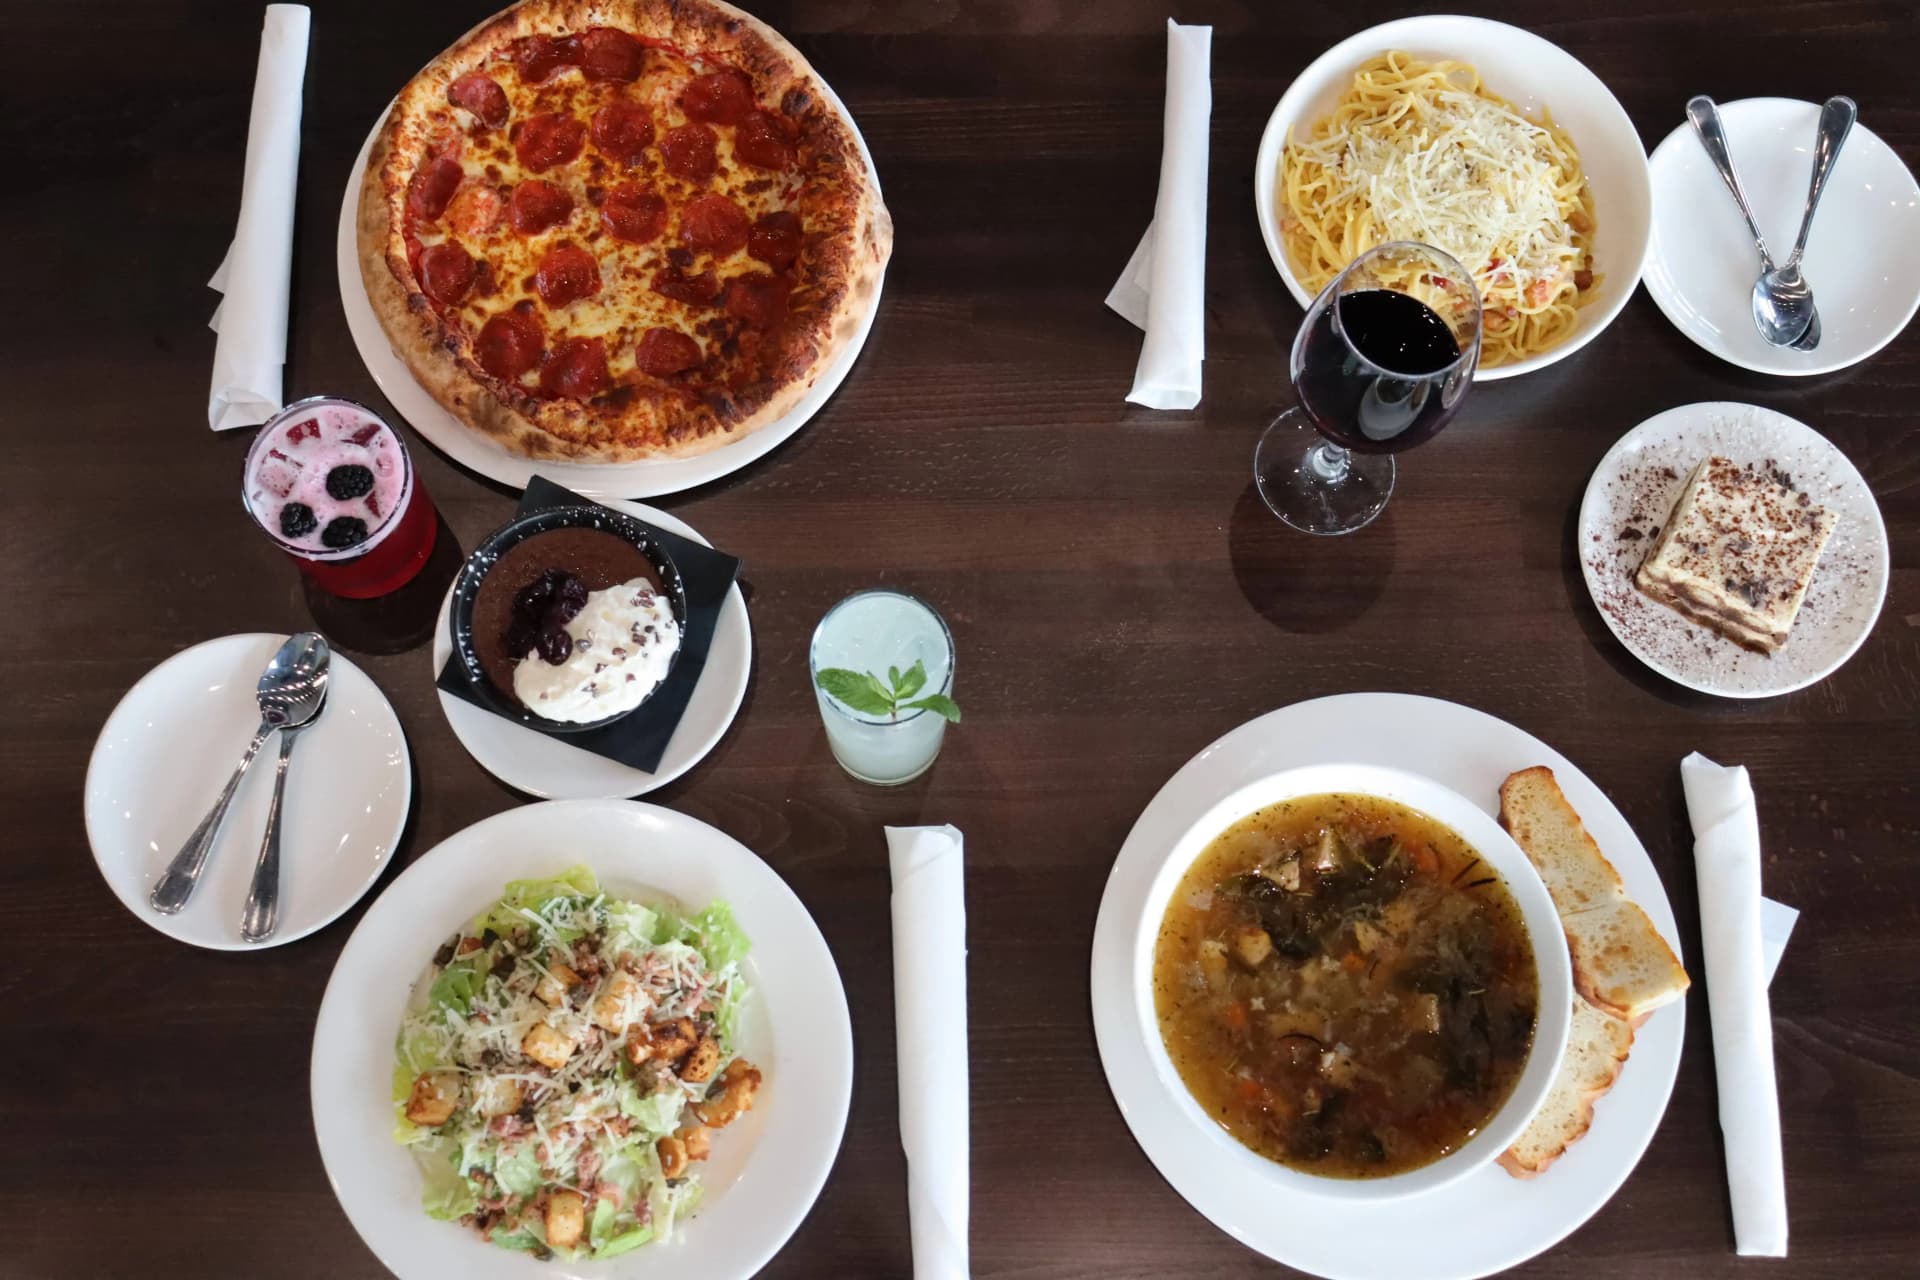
left=617, top=1081, right=684, bottom=1137
left=494, top=1145, right=544, bottom=1199
left=419, top=1149, right=479, bottom=1221
left=470, top=865, right=602, bottom=937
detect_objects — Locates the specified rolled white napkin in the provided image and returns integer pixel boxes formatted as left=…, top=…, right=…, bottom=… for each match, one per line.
left=886, top=824, right=969, bottom=1280
left=1104, top=19, right=1211, bottom=410
left=207, top=4, right=310, bottom=430
left=1682, top=752, right=1789, bottom=1257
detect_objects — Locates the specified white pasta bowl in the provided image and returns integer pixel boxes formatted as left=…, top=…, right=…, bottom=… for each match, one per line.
left=1253, top=15, right=1651, bottom=381
left=1132, top=762, right=1573, bottom=1202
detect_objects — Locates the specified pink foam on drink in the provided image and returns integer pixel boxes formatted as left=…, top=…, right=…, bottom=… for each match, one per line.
left=245, top=403, right=409, bottom=554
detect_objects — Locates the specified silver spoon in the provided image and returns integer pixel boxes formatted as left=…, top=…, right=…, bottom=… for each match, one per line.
left=1686, top=95, right=1818, bottom=347
left=240, top=655, right=330, bottom=943
left=1762, top=95, right=1856, bottom=352
left=149, top=633, right=331, bottom=916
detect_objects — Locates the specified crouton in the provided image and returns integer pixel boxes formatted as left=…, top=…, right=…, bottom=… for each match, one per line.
left=591, top=970, right=647, bottom=1034
left=544, top=1189, right=585, bottom=1249
left=657, top=1134, right=688, bottom=1179
left=404, top=1071, right=459, bottom=1126
left=535, top=961, right=580, bottom=1007
left=679, top=1036, right=722, bottom=1083
left=521, top=1022, right=575, bottom=1071
left=691, top=1059, right=761, bottom=1128
left=678, top=1123, right=711, bottom=1161
left=473, top=1075, right=524, bottom=1118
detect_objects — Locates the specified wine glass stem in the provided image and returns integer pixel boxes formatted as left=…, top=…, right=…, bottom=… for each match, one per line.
left=1307, top=441, right=1351, bottom=483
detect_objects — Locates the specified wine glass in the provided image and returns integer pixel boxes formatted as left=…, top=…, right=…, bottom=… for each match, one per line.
left=1256, top=241, right=1482, bottom=535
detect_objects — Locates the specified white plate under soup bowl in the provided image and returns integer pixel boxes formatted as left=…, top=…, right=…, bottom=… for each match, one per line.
left=1253, top=15, right=1652, bottom=380
left=1133, top=762, right=1573, bottom=1202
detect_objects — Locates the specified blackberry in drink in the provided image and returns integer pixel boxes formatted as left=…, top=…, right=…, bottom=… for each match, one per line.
left=243, top=397, right=438, bottom=598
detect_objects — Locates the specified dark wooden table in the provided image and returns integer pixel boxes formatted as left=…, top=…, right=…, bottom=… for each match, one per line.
left=8, top=0, right=1918, bottom=1276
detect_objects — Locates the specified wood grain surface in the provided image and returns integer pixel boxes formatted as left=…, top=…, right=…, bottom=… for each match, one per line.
left=4, top=1, right=1917, bottom=1276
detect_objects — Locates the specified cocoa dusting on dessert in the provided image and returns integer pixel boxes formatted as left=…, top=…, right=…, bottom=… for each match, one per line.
left=471, top=528, right=663, bottom=703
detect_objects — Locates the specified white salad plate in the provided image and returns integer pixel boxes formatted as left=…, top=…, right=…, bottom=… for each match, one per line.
left=1254, top=15, right=1652, bottom=381
left=336, top=91, right=886, bottom=499
left=1578, top=402, right=1889, bottom=698
left=312, top=799, right=852, bottom=1280
left=1090, top=693, right=1686, bottom=1280
left=1645, top=98, right=1920, bottom=376
left=431, top=499, right=751, bottom=798
left=84, top=633, right=411, bottom=951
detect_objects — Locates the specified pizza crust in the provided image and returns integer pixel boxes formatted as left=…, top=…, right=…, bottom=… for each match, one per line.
left=356, top=0, right=890, bottom=464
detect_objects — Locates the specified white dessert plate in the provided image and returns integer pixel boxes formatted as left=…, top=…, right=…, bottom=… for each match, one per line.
left=84, top=633, right=411, bottom=950
left=1578, top=402, right=1889, bottom=698
left=312, top=798, right=851, bottom=1280
left=1645, top=99, right=1920, bottom=376
left=1254, top=15, right=1652, bottom=381
left=335, top=88, right=885, bottom=499
left=432, top=499, right=750, bottom=798
left=1090, top=693, right=1686, bottom=1280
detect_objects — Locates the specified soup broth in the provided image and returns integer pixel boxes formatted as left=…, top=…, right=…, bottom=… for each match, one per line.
left=1153, top=793, right=1539, bottom=1178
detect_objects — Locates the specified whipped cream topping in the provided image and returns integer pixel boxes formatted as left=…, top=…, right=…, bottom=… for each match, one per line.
left=513, top=578, right=680, bottom=723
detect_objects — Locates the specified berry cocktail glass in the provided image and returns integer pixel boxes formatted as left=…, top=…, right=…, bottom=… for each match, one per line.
left=243, top=397, right=438, bottom=599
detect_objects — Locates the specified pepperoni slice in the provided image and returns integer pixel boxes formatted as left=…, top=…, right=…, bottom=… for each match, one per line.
left=445, top=184, right=504, bottom=237
left=513, top=34, right=580, bottom=83
left=508, top=179, right=574, bottom=234
left=513, top=112, right=586, bottom=172
left=748, top=209, right=803, bottom=270
left=734, top=109, right=795, bottom=171
left=589, top=101, right=654, bottom=166
left=579, top=28, right=645, bottom=82
left=475, top=310, right=545, bottom=380
left=651, top=267, right=723, bottom=306
left=447, top=72, right=509, bottom=129
left=534, top=244, right=601, bottom=308
left=679, top=193, right=749, bottom=256
left=602, top=182, right=668, bottom=243
left=406, top=157, right=463, bottom=221
left=725, top=272, right=789, bottom=329
left=540, top=337, right=611, bottom=400
left=658, top=123, right=717, bottom=183
left=419, top=243, right=477, bottom=305
left=634, top=327, right=704, bottom=376
left=680, top=69, right=754, bottom=125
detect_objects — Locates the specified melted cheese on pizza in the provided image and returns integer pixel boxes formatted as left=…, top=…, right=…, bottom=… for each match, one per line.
left=399, top=27, right=812, bottom=407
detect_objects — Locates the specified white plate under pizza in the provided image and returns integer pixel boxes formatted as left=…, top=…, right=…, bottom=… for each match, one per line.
left=336, top=0, right=888, bottom=497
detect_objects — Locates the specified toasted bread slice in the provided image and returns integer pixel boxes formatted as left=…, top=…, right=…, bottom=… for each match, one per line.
left=1498, top=766, right=1691, bottom=1021
left=1498, top=996, right=1634, bottom=1178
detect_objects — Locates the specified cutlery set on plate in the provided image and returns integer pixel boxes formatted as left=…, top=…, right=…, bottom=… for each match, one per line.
left=148, top=631, right=331, bottom=942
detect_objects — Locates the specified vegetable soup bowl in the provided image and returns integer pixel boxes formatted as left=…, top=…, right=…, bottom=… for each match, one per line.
left=1254, top=15, right=1652, bottom=381
left=1133, top=762, right=1573, bottom=1202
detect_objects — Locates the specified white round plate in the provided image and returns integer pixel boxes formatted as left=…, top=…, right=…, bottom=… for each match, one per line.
left=431, top=500, right=751, bottom=797
left=312, top=799, right=851, bottom=1280
left=1577, top=401, right=1889, bottom=698
left=84, top=633, right=411, bottom=950
left=336, top=89, right=886, bottom=499
left=1254, top=16, right=1651, bottom=381
left=1644, top=99, right=1920, bottom=376
left=1090, top=694, right=1686, bottom=1280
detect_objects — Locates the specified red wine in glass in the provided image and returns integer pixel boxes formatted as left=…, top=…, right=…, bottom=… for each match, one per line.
left=1294, top=289, right=1465, bottom=453
left=1255, top=241, right=1482, bottom=535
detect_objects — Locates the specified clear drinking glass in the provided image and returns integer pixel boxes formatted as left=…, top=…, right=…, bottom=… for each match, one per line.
left=1256, top=241, right=1482, bottom=535
left=809, top=590, right=955, bottom=785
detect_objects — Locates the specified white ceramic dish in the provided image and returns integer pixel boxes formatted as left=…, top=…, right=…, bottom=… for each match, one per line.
left=312, top=798, right=851, bottom=1280
left=84, top=633, right=411, bottom=950
left=431, top=498, right=751, bottom=798
left=1253, top=15, right=1651, bottom=381
left=1091, top=693, right=1686, bottom=1280
left=1578, top=401, right=1889, bottom=698
left=1135, top=763, right=1573, bottom=1203
left=335, top=87, right=885, bottom=499
left=1644, top=98, right=1920, bottom=376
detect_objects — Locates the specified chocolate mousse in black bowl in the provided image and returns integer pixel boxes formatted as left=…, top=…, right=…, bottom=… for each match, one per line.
left=450, top=506, right=689, bottom=733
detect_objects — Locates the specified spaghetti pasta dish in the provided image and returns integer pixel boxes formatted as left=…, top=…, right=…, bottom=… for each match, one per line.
left=1280, top=52, right=1599, bottom=368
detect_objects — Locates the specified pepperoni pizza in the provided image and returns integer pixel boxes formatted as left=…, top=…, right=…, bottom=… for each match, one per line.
left=357, top=0, right=890, bottom=462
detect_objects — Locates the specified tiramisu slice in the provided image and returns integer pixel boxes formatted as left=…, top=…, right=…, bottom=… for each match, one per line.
left=1634, top=456, right=1836, bottom=654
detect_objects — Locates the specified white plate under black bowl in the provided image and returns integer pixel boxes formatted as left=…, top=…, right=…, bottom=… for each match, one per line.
left=432, top=500, right=751, bottom=798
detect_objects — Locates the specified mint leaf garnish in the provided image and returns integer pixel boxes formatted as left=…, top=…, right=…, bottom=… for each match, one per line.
left=813, top=660, right=961, bottom=723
